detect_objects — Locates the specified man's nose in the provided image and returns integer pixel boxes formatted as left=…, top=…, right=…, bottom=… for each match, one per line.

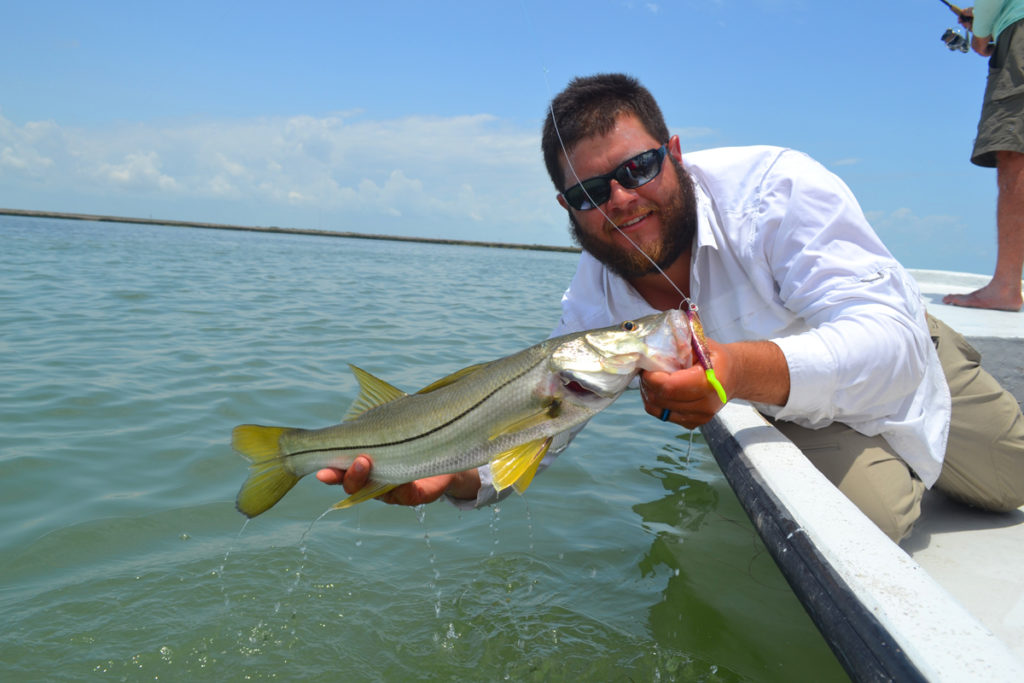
left=605, top=179, right=638, bottom=208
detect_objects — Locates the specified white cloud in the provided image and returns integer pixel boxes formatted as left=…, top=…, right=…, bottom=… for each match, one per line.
left=673, top=125, right=716, bottom=141
left=867, top=207, right=962, bottom=239
left=0, top=116, right=57, bottom=175
left=865, top=207, right=988, bottom=272
left=0, top=110, right=564, bottom=244
left=96, top=151, right=177, bottom=191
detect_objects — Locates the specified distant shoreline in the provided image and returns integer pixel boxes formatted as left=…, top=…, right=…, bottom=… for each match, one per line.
left=0, top=208, right=582, bottom=254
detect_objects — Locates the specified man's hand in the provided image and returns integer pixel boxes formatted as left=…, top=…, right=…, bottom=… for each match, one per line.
left=641, top=364, right=724, bottom=428
left=316, top=455, right=481, bottom=506
left=640, top=338, right=790, bottom=429
left=957, top=7, right=995, bottom=56
left=958, top=6, right=974, bottom=32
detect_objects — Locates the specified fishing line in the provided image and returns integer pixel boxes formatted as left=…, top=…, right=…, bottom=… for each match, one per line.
left=516, top=2, right=727, bottom=405
left=545, top=107, right=692, bottom=309
left=516, top=0, right=693, bottom=311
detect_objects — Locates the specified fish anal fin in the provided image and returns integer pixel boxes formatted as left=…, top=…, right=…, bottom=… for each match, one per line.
left=344, top=365, right=408, bottom=420
left=330, top=481, right=399, bottom=510
left=415, top=362, right=491, bottom=394
left=490, top=437, right=553, bottom=494
left=232, top=424, right=301, bottom=518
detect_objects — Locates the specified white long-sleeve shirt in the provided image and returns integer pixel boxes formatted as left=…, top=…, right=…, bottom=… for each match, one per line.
left=452, top=145, right=951, bottom=510
left=552, top=146, right=951, bottom=487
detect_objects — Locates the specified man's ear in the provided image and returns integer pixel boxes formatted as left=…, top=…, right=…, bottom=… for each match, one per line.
left=668, top=134, right=683, bottom=164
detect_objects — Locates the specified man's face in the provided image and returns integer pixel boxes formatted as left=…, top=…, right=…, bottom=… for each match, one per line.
left=557, top=114, right=696, bottom=280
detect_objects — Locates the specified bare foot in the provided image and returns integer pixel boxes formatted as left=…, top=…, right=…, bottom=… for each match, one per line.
left=942, top=284, right=1023, bottom=312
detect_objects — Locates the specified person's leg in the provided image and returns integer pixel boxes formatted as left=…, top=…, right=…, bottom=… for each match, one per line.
left=769, top=419, right=924, bottom=543
left=929, top=315, right=1024, bottom=510
left=945, top=19, right=1024, bottom=310
left=944, top=150, right=1024, bottom=311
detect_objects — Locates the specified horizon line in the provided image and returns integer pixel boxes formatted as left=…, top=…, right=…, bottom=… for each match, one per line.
left=0, top=208, right=582, bottom=254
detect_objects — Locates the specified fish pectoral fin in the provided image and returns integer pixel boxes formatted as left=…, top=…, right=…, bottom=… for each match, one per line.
left=489, top=437, right=553, bottom=494
left=487, top=402, right=559, bottom=441
left=233, top=425, right=301, bottom=518
left=415, top=361, right=492, bottom=394
left=511, top=442, right=549, bottom=494
left=344, top=365, right=408, bottom=420
left=330, top=481, right=399, bottom=510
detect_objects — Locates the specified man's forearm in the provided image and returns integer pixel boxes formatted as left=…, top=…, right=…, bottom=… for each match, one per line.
left=444, top=468, right=482, bottom=501
left=718, top=340, right=791, bottom=407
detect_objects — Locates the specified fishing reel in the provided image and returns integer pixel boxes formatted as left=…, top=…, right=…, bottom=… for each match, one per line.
left=941, top=27, right=970, bottom=53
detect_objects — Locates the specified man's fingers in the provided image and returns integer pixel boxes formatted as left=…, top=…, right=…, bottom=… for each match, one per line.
left=641, top=366, right=711, bottom=403
left=315, top=455, right=374, bottom=492
left=342, top=455, right=372, bottom=494
left=315, top=457, right=459, bottom=507
left=315, top=468, right=343, bottom=484
left=640, top=367, right=724, bottom=429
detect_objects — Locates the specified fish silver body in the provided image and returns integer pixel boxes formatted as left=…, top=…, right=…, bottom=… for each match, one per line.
left=233, top=309, right=692, bottom=517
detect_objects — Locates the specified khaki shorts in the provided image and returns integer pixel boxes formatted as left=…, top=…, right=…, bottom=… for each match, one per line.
left=972, top=18, right=1024, bottom=167
left=770, top=315, right=1024, bottom=542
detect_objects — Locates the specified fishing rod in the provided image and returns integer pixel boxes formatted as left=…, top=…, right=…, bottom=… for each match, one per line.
left=938, top=0, right=966, bottom=19
left=518, top=2, right=730, bottom=403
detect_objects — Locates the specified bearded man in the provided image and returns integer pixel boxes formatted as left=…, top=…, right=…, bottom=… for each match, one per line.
left=322, top=73, right=1024, bottom=543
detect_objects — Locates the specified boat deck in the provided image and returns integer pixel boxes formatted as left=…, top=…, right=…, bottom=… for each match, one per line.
left=902, top=271, right=1024, bottom=664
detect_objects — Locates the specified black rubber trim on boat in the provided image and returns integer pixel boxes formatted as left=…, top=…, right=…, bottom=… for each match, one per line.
left=701, top=415, right=926, bottom=683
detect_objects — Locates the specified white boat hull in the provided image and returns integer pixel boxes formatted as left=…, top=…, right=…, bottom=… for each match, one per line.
left=700, top=270, right=1024, bottom=680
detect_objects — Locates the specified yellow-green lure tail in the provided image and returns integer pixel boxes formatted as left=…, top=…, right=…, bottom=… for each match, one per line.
left=686, top=305, right=728, bottom=405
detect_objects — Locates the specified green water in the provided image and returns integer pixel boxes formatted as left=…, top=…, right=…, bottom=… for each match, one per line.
left=0, top=216, right=847, bottom=681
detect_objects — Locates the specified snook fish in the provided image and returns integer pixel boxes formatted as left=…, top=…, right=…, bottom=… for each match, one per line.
left=233, top=310, right=692, bottom=517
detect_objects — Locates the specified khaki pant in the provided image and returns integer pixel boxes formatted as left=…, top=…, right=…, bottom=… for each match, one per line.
left=770, top=315, right=1024, bottom=542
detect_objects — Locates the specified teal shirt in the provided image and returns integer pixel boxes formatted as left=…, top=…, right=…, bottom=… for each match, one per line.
left=973, top=0, right=1024, bottom=41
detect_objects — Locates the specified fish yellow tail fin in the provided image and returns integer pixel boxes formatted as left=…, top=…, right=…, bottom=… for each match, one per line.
left=233, top=425, right=300, bottom=518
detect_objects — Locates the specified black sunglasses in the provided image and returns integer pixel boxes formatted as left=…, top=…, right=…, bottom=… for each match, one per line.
left=561, top=145, right=669, bottom=211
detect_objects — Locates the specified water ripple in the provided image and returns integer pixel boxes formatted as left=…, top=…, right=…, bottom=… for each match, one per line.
left=0, top=216, right=846, bottom=682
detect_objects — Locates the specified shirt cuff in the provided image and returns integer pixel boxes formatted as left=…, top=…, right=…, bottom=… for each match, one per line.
left=769, top=332, right=839, bottom=425
left=443, top=464, right=509, bottom=510
left=441, top=430, right=578, bottom=510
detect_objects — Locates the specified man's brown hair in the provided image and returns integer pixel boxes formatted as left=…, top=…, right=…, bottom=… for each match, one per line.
left=541, top=73, right=671, bottom=191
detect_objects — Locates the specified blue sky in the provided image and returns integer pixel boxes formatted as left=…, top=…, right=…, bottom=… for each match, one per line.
left=0, top=0, right=1001, bottom=274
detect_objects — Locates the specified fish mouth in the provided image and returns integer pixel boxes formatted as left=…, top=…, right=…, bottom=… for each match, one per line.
left=560, top=371, right=631, bottom=400
left=563, top=379, right=595, bottom=397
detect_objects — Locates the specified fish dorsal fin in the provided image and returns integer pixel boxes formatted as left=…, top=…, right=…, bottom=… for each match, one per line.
left=344, top=364, right=408, bottom=420
left=415, top=361, right=491, bottom=394
left=490, top=437, right=553, bottom=494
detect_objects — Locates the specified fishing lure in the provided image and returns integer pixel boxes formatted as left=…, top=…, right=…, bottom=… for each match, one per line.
left=685, top=303, right=728, bottom=404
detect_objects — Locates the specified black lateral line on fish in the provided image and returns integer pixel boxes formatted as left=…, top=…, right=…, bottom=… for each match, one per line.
left=285, top=355, right=555, bottom=458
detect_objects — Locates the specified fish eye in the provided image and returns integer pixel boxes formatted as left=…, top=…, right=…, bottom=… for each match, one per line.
left=621, top=320, right=637, bottom=331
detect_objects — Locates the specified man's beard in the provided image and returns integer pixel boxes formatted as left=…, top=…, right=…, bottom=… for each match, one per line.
left=569, top=159, right=697, bottom=280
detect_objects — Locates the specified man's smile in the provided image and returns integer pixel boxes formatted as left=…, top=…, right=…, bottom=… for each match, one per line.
left=610, top=209, right=654, bottom=233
